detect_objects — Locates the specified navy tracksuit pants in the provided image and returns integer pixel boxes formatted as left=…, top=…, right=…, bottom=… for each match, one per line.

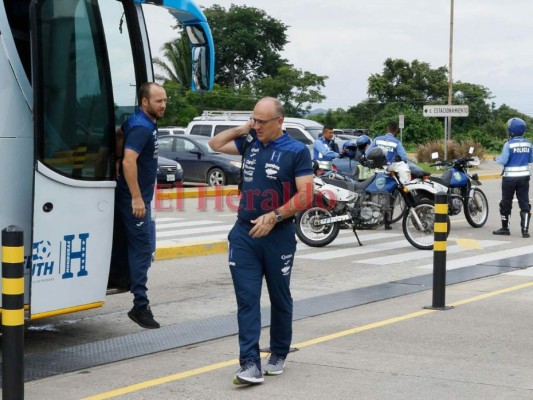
left=228, top=219, right=296, bottom=367
left=115, top=194, right=153, bottom=308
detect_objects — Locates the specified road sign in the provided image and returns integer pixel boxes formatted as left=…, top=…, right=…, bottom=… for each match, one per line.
left=423, top=105, right=469, bottom=117
left=398, top=114, right=404, bottom=129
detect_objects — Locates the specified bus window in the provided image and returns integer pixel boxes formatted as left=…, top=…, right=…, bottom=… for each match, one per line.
left=33, top=0, right=115, bottom=180
left=100, top=2, right=138, bottom=124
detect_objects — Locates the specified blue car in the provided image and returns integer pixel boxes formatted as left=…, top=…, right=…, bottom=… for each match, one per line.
left=158, top=134, right=242, bottom=186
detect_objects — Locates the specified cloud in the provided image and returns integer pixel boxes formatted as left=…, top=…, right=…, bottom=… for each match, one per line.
left=142, top=0, right=533, bottom=115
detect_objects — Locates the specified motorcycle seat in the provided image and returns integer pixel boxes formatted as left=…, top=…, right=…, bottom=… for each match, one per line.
left=322, top=176, right=373, bottom=192
left=430, top=176, right=448, bottom=186
left=411, top=169, right=431, bottom=179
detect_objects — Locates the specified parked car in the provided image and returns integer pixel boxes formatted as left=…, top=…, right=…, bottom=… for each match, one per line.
left=185, top=111, right=321, bottom=156
left=158, top=126, right=186, bottom=135
left=157, top=156, right=184, bottom=187
left=158, top=134, right=241, bottom=186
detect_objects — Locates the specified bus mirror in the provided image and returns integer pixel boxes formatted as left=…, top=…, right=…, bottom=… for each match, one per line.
left=186, top=25, right=206, bottom=45
left=191, top=46, right=209, bottom=91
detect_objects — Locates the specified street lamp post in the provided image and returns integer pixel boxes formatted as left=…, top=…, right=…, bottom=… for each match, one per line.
left=447, top=0, right=454, bottom=145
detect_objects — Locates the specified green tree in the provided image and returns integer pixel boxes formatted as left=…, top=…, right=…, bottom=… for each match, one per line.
left=368, top=103, right=443, bottom=149
left=254, top=64, right=327, bottom=116
left=153, top=33, right=191, bottom=87
left=367, top=58, right=448, bottom=108
left=203, top=5, right=288, bottom=88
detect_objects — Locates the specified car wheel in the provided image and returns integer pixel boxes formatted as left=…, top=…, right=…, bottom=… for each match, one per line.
left=207, top=168, right=227, bottom=186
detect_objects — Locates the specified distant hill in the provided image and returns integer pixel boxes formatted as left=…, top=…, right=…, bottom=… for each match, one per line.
left=308, top=108, right=328, bottom=115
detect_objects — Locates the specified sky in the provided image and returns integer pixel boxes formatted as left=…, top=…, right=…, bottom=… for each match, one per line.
left=142, top=0, right=533, bottom=116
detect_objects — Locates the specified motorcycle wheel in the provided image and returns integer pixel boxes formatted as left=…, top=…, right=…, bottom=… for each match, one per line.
left=463, top=188, right=489, bottom=228
left=295, top=207, right=341, bottom=247
left=402, top=199, right=450, bottom=250
left=390, top=188, right=407, bottom=223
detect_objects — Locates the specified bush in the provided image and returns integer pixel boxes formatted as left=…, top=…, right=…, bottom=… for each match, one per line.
left=415, top=139, right=486, bottom=162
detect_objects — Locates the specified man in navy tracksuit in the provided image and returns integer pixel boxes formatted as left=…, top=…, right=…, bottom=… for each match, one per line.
left=493, top=117, right=533, bottom=238
left=209, top=97, right=313, bottom=385
left=115, top=82, right=167, bottom=329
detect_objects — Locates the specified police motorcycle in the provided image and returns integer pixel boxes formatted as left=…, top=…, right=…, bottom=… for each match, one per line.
left=296, top=147, right=449, bottom=250
left=332, top=136, right=406, bottom=224
left=420, top=150, right=489, bottom=228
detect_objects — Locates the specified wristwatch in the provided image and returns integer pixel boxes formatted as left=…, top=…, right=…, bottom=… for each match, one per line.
left=273, top=209, right=283, bottom=223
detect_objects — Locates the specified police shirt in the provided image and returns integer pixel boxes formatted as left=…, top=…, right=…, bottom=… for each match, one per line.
left=313, top=136, right=339, bottom=161
left=367, top=133, right=407, bottom=163
left=117, top=109, right=159, bottom=203
left=496, top=136, right=533, bottom=178
left=235, top=131, right=313, bottom=224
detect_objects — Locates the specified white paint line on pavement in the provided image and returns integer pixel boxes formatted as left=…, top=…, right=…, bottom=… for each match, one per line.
left=418, top=245, right=533, bottom=270
left=357, top=240, right=508, bottom=265
left=297, top=239, right=409, bottom=260
left=156, top=220, right=219, bottom=230
left=156, top=224, right=235, bottom=238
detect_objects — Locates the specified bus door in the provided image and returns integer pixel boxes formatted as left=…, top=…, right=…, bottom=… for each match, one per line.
left=29, top=0, right=118, bottom=318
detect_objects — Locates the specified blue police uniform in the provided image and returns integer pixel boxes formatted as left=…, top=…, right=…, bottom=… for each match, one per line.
left=494, top=136, right=533, bottom=235
left=115, top=109, right=159, bottom=308
left=228, top=131, right=312, bottom=369
left=366, top=133, right=407, bottom=163
left=313, top=136, right=339, bottom=161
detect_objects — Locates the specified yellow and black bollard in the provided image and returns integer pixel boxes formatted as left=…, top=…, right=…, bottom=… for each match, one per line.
left=425, top=192, right=453, bottom=310
left=72, top=145, right=87, bottom=178
left=2, top=225, right=25, bottom=399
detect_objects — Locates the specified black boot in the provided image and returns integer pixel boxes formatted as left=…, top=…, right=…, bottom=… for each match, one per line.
left=493, top=214, right=510, bottom=235
left=384, top=211, right=392, bottom=230
left=520, top=211, right=531, bottom=238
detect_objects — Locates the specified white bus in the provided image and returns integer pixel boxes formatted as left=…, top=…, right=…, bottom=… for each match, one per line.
left=0, top=0, right=213, bottom=319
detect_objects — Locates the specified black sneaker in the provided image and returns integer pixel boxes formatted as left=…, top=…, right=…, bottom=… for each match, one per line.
left=493, top=228, right=510, bottom=236
left=128, top=305, right=160, bottom=329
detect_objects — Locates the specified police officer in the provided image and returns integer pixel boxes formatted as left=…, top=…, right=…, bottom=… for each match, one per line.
left=367, top=122, right=407, bottom=229
left=313, top=126, right=340, bottom=161
left=208, top=97, right=314, bottom=385
left=366, top=121, right=407, bottom=164
left=493, top=117, right=533, bottom=238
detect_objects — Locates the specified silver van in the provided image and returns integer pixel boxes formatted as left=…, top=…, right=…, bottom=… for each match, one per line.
left=185, top=111, right=322, bottom=149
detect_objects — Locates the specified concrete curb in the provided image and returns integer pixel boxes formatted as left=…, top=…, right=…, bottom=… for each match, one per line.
left=155, top=174, right=500, bottom=260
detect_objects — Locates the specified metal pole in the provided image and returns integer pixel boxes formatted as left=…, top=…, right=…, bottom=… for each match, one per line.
left=2, top=225, right=25, bottom=399
left=425, top=193, right=453, bottom=311
left=447, top=0, right=454, bottom=141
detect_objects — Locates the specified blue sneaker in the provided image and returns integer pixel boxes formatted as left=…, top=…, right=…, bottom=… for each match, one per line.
left=263, top=353, right=286, bottom=375
left=233, top=361, right=264, bottom=385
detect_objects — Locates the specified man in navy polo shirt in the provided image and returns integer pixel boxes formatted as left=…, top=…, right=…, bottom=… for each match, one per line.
left=115, top=82, right=166, bottom=329
left=209, top=97, right=314, bottom=385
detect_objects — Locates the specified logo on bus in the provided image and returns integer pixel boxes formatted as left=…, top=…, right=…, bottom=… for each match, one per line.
left=32, top=233, right=90, bottom=280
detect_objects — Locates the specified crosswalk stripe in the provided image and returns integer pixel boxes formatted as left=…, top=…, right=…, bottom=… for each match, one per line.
left=156, top=220, right=218, bottom=230
left=156, top=217, right=185, bottom=223
left=157, top=233, right=228, bottom=246
left=297, top=239, right=408, bottom=260
left=156, top=224, right=234, bottom=238
left=296, top=232, right=402, bottom=252
left=355, top=240, right=508, bottom=265
left=418, top=245, right=533, bottom=270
